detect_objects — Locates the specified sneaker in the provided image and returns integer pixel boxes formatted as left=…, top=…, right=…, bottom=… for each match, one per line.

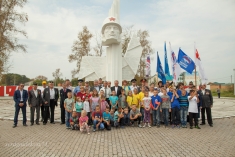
left=148, top=123, right=151, bottom=128
left=171, top=125, right=175, bottom=129
left=88, top=132, right=90, bottom=135
left=138, top=124, right=142, bottom=128
left=185, top=125, right=187, bottom=128
left=121, top=126, right=125, bottom=129
left=195, top=126, right=201, bottom=129
left=66, top=127, right=70, bottom=129
left=143, top=123, right=146, bottom=128
left=176, top=125, right=180, bottom=129
left=93, top=129, right=96, bottom=132
left=190, top=126, right=193, bottom=129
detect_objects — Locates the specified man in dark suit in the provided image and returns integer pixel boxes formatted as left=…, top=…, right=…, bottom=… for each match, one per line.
left=60, top=82, right=71, bottom=124
left=42, top=81, right=59, bottom=125
left=28, top=83, right=42, bottom=126
left=13, top=83, right=28, bottom=128
left=111, top=80, right=122, bottom=97
left=90, top=79, right=102, bottom=92
left=198, top=84, right=213, bottom=127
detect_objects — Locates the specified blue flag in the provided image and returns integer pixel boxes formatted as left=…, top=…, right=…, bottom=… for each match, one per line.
left=164, top=41, right=170, bottom=76
left=156, top=52, right=166, bottom=84
left=177, top=48, right=195, bottom=74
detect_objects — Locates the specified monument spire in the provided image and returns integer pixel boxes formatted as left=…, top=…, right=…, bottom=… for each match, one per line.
left=109, top=0, right=120, bottom=21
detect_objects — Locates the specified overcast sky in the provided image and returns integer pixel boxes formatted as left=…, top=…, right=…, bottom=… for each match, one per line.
left=10, top=0, right=235, bottom=83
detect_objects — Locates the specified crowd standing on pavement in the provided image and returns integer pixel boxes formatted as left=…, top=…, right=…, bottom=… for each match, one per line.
left=13, top=78, right=214, bottom=134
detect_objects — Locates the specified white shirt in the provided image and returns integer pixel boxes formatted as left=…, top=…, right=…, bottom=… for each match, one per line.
left=83, top=101, right=90, bottom=112
left=67, top=86, right=73, bottom=91
left=130, top=85, right=138, bottom=93
left=40, top=87, right=46, bottom=97
left=115, top=86, right=118, bottom=94
left=33, top=90, right=38, bottom=98
left=20, top=90, right=23, bottom=101
left=158, top=92, right=163, bottom=97
left=50, top=88, right=55, bottom=99
left=100, top=86, right=111, bottom=98
left=149, top=91, right=154, bottom=97
left=201, top=89, right=205, bottom=95
left=188, top=96, right=198, bottom=113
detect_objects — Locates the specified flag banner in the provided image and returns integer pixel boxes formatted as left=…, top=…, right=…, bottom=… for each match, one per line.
left=164, top=42, right=170, bottom=77
left=169, top=42, right=181, bottom=82
left=156, top=52, right=166, bottom=84
left=145, top=53, right=151, bottom=77
left=195, top=48, right=208, bottom=84
left=178, top=48, right=195, bottom=74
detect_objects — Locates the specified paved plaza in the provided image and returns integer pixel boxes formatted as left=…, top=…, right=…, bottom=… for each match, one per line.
left=0, top=97, right=235, bottom=157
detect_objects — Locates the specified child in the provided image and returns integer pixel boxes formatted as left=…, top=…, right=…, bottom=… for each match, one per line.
left=179, top=89, right=189, bottom=128
left=142, top=91, right=151, bottom=128
left=160, top=88, right=171, bottom=127
left=102, top=107, right=112, bottom=130
left=150, top=89, right=162, bottom=127
left=129, top=105, right=142, bottom=128
left=109, top=91, right=118, bottom=111
left=70, top=111, right=79, bottom=130
left=64, top=92, right=74, bottom=129
left=83, top=96, right=91, bottom=125
left=123, top=107, right=130, bottom=126
left=188, top=90, right=201, bottom=129
left=133, top=88, right=140, bottom=109
left=114, top=107, right=124, bottom=128
left=92, top=106, right=104, bottom=132
left=138, top=87, right=145, bottom=122
left=126, top=90, right=134, bottom=109
left=99, top=90, right=105, bottom=98
left=79, top=110, right=90, bottom=134
left=110, top=108, right=115, bottom=127
left=119, top=89, right=127, bottom=109
left=75, top=97, right=83, bottom=119
left=169, top=88, right=180, bottom=128
left=90, top=89, right=100, bottom=112
left=100, top=95, right=109, bottom=113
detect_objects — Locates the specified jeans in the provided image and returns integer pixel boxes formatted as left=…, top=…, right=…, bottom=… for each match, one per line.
left=65, top=111, right=72, bottom=127
left=14, top=104, right=27, bottom=125
left=93, top=120, right=104, bottom=130
left=140, top=107, right=145, bottom=121
left=180, top=106, right=188, bottom=126
left=123, top=114, right=130, bottom=125
left=171, top=107, right=180, bottom=125
left=152, top=108, right=160, bottom=125
left=162, top=108, right=169, bottom=126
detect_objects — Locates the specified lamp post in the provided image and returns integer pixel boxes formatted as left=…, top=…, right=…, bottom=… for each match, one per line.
left=234, top=69, right=235, bottom=95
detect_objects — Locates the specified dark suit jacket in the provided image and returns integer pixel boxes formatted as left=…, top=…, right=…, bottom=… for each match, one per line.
left=13, top=89, right=28, bottom=107
left=60, top=88, right=71, bottom=108
left=42, top=88, right=59, bottom=106
left=198, top=89, right=213, bottom=108
left=28, top=89, right=42, bottom=107
left=111, top=86, right=122, bottom=97
left=90, top=86, right=102, bottom=92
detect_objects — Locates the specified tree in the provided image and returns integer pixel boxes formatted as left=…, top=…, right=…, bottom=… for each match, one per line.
left=93, top=32, right=104, bottom=57
left=34, top=75, right=47, bottom=81
left=69, top=26, right=93, bottom=78
left=52, top=69, right=62, bottom=86
left=0, top=0, right=28, bottom=78
left=121, top=25, right=134, bottom=57
left=0, top=73, right=30, bottom=85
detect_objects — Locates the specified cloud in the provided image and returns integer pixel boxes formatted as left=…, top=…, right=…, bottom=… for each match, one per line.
left=9, top=0, right=235, bottom=84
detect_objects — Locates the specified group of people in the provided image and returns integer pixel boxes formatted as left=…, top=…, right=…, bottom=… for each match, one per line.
left=13, top=78, right=214, bottom=134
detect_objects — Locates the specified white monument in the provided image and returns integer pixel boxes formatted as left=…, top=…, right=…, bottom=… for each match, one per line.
left=78, top=0, right=142, bottom=83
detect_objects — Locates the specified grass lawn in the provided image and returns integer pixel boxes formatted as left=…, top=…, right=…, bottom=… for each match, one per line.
left=212, top=91, right=235, bottom=97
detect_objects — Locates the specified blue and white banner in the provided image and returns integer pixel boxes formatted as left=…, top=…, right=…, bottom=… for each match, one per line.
left=177, top=49, right=195, bottom=74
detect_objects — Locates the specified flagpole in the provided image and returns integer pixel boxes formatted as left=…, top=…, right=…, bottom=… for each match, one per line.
left=195, top=65, right=197, bottom=87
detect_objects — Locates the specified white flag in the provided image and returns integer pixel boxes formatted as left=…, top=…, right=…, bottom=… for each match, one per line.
left=169, top=42, right=181, bottom=83
left=195, top=48, right=208, bottom=84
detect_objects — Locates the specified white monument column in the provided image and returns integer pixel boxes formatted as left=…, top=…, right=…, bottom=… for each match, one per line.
left=106, top=44, right=122, bottom=84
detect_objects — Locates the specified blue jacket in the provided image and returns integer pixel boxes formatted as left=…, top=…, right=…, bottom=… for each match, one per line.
left=168, top=92, right=180, bottom=109
left=13, top=89, right=28, bottom=107
left=151, top=95, right=162, bottom=108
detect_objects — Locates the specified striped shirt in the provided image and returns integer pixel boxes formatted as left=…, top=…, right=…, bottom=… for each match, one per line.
left=179, top=95, right=189, bottom=107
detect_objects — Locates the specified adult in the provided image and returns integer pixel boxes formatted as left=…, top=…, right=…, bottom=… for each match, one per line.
left=107, top=81, right=111, bottom=88
left=13, top=83, right=28, bottom=128
left=185, top=81, right=194, bottom=94
left=140, top=78, right=149, bottom=91
left=60, top=82, right=71, bottom=124
left=28, top=83, right=42, bottom=126
left=77, top=86, right=87, bottom=101
left=98, top=78, right=103, bottom=87
left=217, top=88, right=220, bottom=98
left=90, top=79, right=102, bottom=92
left=40, top=81, right=48, bottom=122
left=73, top=79, right=83, bottom=97
left=111, top=80, right=122, bottom=97
left=199, top=84, right=213, bottom=127
left=122, top=80, right=130, bottom=96
left=84, top=81, right=90, bottom=92
left=100, top=81, right=111, bottom=104
left=42, top=81, right=59, bottom=125
left=130, top=79, right=139, bottom=93
left=65, top=79, right=73, bottom=91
